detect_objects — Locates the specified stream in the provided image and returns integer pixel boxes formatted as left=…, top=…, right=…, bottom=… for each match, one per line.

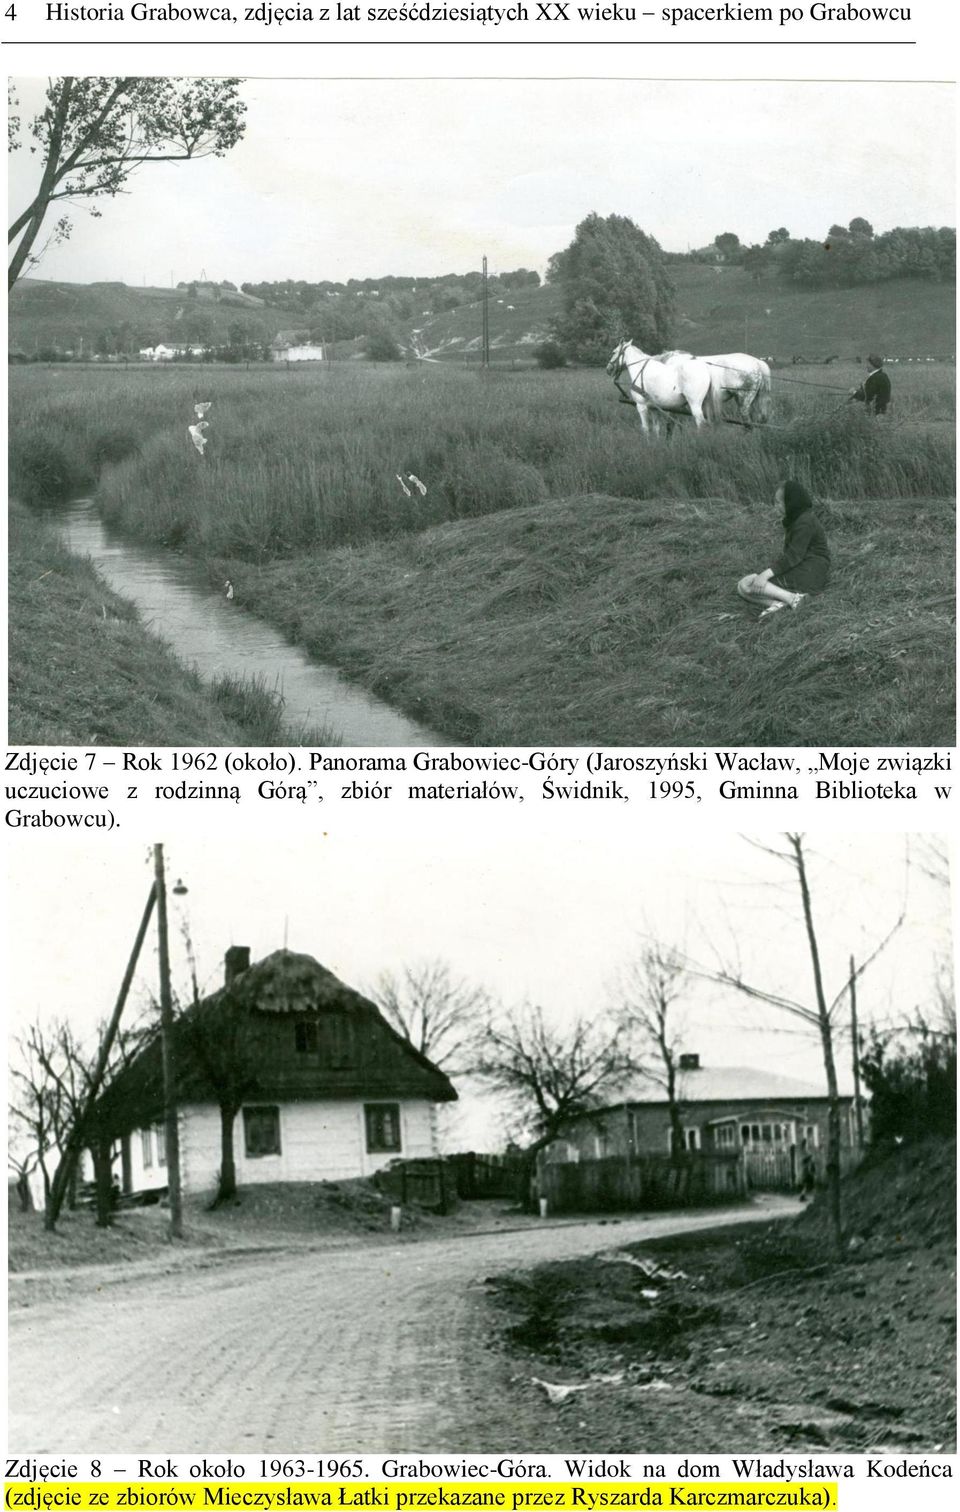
left=54, top=500, right=440, bottom=747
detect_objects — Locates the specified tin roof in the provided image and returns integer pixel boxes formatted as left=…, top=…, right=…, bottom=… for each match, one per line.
left=625, top=1064, right=852, bottom=1104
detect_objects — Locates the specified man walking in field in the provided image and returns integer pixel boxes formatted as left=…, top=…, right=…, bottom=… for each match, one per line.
left=850, top=354, right=892, bottom=415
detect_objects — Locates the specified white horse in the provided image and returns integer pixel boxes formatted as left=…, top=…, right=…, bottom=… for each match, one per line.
left=607, top=340, right=717, bottom=435
left=661, top=349, right=772, bottom=426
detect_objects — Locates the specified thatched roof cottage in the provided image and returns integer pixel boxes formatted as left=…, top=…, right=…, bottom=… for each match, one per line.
left=96, top=946, right=457, bottom=1201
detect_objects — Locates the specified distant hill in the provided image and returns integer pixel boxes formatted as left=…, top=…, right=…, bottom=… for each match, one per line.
left=9, top=263, right=954, bottom=362
left=8, top=278, right=288, bottom=356
left=410, top=264, right=956, bottom=364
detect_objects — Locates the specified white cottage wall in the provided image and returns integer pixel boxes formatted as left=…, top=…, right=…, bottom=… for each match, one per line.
left=178, top=1099, right=438, bottom=1197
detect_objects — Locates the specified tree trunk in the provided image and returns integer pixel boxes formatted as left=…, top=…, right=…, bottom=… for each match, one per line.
left=215, top=1103, right=239, bottom=1205
left=91, top=1138, right=114, bottom=1229
left=16, top=1172, right=33, bottom=1212
left=792, top=837, right=844, bottom=1258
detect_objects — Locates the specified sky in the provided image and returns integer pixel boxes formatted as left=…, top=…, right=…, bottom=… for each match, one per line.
left=7, top=831, right=951, bottom=1147
left=7, top=77, right=956, bottom=287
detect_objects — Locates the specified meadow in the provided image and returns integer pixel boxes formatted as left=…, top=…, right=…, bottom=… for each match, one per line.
left=8, top=358, right=956, bottom=746
left=9, top=358, right=956, bottom=555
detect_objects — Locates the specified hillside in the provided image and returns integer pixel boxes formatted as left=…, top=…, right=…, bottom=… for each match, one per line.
left=8, top=277, right=280, bottom=356
left=11, top=265, right=954, bottom=363
left=411, top=264, right=956, bottom=363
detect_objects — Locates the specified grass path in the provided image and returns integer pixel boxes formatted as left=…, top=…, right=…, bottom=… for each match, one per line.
left=216, top=491, right=955, bottom=747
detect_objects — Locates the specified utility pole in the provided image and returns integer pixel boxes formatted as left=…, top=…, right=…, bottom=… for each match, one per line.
left=44, top=882, right=158, bottom=1231
left=481, top=255, right=490, bottom=368
left=154, top=844, right=184, bottom=1239
left=850, top=954, right=864, bottom=1150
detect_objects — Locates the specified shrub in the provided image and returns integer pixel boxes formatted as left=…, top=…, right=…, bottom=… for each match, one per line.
left=535, top=340, right=567, bottom=370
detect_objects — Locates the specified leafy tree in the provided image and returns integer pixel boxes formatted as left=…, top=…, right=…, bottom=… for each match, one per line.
left=364, top=318, right=402, bottom=361
left=848, top=217, right=874, bottom=239
left=8, top=77, right=246, bottom=289
left=714, top=232, right=741, bottom=262
left=860, top=1010, right=956, bottom=1142
left=742, top=244, right=770, bottom=283
left=547, top=213, right=676, bottom=363
left=766, top=227, right=791, bottom=245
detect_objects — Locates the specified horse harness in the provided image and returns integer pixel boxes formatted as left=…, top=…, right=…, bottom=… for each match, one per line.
left=612, top=345, right=698, bottom=423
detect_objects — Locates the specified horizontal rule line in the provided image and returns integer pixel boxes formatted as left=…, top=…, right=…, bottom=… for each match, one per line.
left=0, top=38, right=920, bottom=44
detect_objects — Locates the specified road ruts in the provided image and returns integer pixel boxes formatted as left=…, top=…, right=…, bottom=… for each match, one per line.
left=9, top=1204, right=792, bottom=1452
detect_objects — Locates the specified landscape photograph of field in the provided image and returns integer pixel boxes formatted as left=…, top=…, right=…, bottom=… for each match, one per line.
left=7, top=77, right=956, bottom=747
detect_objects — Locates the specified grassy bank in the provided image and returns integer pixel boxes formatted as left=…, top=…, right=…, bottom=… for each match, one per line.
left=488, top=1141, right=956, bottom=1452
left=214, top=490, right=954, bottom=747
left=8, top=363, right=954, bottom=746
left=8, top=506, right=297, bottom=746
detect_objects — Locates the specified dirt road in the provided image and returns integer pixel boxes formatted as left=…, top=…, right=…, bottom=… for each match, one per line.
left=9, top=1201, right=794, bottom=1453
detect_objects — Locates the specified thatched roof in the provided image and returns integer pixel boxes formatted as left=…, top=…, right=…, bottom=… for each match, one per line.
left=97, top=949, right=457, bottom=1135
left=227, top=950, right=365, bottom=1014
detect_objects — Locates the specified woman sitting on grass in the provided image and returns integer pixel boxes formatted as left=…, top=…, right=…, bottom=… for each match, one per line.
left=737, top=479, right=831, bottom=619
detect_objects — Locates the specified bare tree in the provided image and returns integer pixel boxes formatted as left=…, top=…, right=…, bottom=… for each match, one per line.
left=471, top=1003, right=637, bottom=1199
left=693, top=834, right=904, bottom=1257
left=8, top=1145, right=39, bottom=1214
left=8, top=77, right=246, bottom=288
left=10, top=1017, right=151, bottom=1230
left=372, top=959, right=488, bottom=1070
left=175, top=992, right=262, bottom=1207
left=9, top=1026, right=66, bottom=1215
left=618, top=941, right=688, bottom=1158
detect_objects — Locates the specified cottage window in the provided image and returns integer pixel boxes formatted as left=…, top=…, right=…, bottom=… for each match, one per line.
left=295, top=1021, right=319, bottom=1054
left=684, top=1128, right=701, bottom=1151
left=365, top=1103, right=401, bottom=1154
left=155, top=1123, right=166, bottom=1167
left=243, top=1105, right=282, bottom=1158
left=140, top=1128, right=153, bottom=1169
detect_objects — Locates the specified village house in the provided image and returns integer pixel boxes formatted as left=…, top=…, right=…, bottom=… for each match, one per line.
left=138, top=343, right=208, bottom=362
left=547, top=1053, right=861, bottom=1191
left=270, top=330, right=325, bottom=363
left=94, top=947, right=457, bottom=1200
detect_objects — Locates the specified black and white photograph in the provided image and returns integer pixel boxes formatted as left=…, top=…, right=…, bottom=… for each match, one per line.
left=7, top=75, right=956, bottom=750
left=7, top=830, right=956, bottom=1452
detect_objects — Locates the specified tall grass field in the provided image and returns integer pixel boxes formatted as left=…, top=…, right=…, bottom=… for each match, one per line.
left=8, top=359, right=956, bottom=746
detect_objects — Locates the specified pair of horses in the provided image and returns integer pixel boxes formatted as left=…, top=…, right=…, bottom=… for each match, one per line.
left=607, top=339, right=772, bottom=436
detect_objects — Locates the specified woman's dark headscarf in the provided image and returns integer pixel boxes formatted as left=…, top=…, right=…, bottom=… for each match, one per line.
left=781, top=479, right=815, bottom=528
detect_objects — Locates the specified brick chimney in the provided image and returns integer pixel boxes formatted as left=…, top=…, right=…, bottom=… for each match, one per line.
left=224, top=945, right=250, bottom=987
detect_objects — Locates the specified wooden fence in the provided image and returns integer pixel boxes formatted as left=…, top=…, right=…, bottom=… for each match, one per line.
left=538, top=1151, right=745, bottom=1215
left=372, top=1158, right=458, bottom=1215
left=448, top=1151, right=526, bottom=1201
left=743, top=1144, right=863, bottom=1192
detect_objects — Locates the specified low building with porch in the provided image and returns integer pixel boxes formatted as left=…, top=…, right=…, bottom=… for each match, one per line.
left=547, top=1054, right=862, bottom=1192
left=92, top=946, right=457, bottom=1202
